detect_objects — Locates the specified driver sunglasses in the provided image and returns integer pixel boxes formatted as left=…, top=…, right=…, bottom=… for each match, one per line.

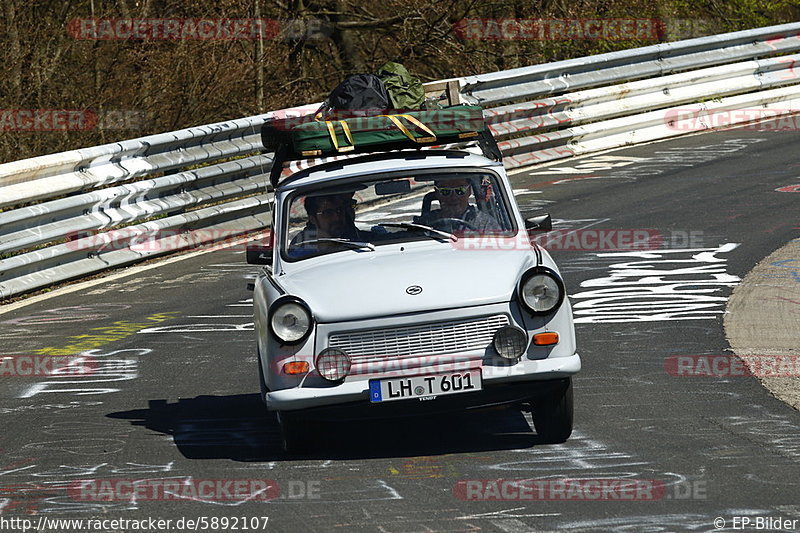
left=435, top=185, right=469, bottom=196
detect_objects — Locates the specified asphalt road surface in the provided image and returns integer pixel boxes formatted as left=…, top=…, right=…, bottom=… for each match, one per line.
left=1, top=125, right=799, bottom=533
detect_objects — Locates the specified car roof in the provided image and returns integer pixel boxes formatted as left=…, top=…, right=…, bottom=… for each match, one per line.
left=277, top=150, right=503, bottom=191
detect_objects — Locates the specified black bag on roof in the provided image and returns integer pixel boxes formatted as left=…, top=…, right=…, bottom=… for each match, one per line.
left=318, top=74, right=391, bottom=118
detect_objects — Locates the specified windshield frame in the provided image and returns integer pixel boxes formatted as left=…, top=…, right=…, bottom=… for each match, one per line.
left=278, top=167, right=519, bottom=263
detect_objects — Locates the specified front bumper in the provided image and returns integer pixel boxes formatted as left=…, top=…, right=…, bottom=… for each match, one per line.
left=265, top=351, right=580, bottom=413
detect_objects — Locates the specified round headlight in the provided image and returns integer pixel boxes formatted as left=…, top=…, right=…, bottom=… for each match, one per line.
left=316, top=348, right=351, bottom=381
left=493, top=326, right=528, bottom=359
left=519, top=267, right=565, bottom=315
left=269, top=297, right=312, bottom=344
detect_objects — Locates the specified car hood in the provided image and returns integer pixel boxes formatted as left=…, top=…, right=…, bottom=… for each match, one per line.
left=277, top=245, right=538, bottom=322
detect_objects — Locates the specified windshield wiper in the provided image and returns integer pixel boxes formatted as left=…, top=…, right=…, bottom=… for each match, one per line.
left=374, top=222, right=458, bottom=242
left=295, top=238, right=375, bottom=251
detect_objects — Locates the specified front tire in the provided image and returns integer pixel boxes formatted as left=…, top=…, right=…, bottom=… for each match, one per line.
left=257, top=353, right=268, bottom=406
left=277, top=411, right=314, bottom=455
left=531, top=378, right=574, bottom=444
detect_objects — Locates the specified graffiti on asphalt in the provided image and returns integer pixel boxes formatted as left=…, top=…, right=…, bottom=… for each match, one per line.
left=571, top=243, right=740, bottom=323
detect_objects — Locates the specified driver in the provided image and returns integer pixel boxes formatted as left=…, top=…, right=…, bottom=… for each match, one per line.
left=416, top=178, right=499, bottom=232
left=289, top=193, right=368, bottom=255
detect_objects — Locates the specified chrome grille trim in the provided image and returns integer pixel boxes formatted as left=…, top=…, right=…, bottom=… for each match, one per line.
left=328, top=314, right=510, bottom=361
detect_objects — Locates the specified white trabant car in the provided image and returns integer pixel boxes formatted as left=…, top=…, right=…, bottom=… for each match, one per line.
left=248, top=149, right=580, bottom=453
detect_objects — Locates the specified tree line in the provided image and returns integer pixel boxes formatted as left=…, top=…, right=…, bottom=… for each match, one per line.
left=1, top=0, right=797, bottom=163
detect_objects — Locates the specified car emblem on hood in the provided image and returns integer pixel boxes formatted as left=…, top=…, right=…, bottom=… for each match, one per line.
left=406, top=285, right=423, bottom=295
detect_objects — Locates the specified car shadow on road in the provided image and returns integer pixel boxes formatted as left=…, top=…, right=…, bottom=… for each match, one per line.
left=107, top=393, right=550, bottom=461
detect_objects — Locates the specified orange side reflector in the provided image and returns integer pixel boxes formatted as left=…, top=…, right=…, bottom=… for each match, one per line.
left=283, top=361, right=310, bottom=375
left=533, top=332, right=559, bottom=346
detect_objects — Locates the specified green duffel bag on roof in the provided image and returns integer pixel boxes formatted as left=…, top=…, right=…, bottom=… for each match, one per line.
left=377, top=61, right=426, bottom=110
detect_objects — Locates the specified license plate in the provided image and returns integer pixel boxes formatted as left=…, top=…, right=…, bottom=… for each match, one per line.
left=369, top=369, right=482, bottom=403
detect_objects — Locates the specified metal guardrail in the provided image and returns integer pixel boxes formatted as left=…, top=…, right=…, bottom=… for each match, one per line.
left=460, top=22, right=800, bottom=105
left=469, top=22, right=800, bottom=168
left=2, top=22, right=800, bottom=300
left=487, top=53, right=800, bottom=168
left=0, top=104, right=318, bottom=299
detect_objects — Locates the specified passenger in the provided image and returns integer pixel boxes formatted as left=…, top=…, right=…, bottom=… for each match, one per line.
left=416, top=178, right=500, bottom=232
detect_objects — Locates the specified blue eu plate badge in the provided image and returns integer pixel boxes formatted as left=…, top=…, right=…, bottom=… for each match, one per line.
left=369, top=380, right=383, bottom=402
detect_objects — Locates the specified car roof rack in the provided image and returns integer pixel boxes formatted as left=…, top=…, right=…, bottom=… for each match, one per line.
left=262, top=117, right=503, bottom=189
left=276, top=149, right=496, bottom=189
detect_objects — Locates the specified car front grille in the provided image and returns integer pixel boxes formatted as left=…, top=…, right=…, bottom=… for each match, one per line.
left=328, top=314, right=510, bottom=362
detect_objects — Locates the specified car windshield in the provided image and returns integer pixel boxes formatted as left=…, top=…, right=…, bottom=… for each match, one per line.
left=283, top=170, right=516, bottom=260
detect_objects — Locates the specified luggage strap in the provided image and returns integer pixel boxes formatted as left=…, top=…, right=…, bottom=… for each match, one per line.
left=324, top=114, right=436, bottom=152
left=325, top=121, right=355, bottom=152
left=381, top=114, right=437, bottom=143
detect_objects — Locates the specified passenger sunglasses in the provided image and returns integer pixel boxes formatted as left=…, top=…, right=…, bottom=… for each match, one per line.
left=435, top=185, right=469, bottom=196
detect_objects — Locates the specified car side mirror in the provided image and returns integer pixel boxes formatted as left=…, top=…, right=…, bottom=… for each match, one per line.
left=246, top=236, right=273, bottom=265
left=525, top=213, right=552, bottom=232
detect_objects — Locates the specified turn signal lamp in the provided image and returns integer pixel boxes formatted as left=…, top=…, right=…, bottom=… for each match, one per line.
left=533, top=332, right=559, bottom=346
left=283, top=361, right=310, bottom=375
